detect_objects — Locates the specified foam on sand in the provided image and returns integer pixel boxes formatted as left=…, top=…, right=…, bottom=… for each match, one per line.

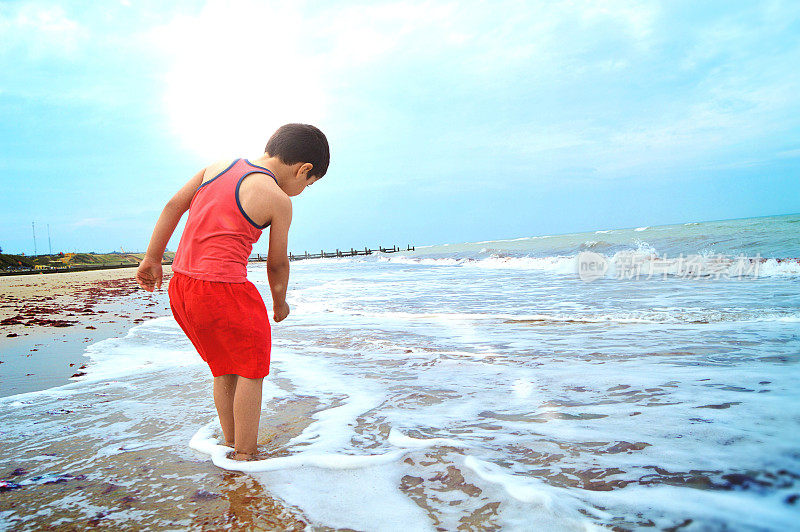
left=386, top=428, right=470, bottom=449
left=189, top=420, right=407, bottom=472
left=464, top=454, right=798, bottom=530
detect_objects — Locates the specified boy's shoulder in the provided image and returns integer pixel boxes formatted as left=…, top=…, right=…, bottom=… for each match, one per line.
left=202, top=159, right=283, bottom=193
left=201, top=158, right=239, bottom=183
left=201, top=157, right=290, bottom=208
left=229, top=158, right=291, bottom=224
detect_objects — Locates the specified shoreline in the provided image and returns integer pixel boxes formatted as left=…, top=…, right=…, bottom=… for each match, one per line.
left=0, top=263, right=147, bottom=277
left=0, top=267, right=174, bottom=398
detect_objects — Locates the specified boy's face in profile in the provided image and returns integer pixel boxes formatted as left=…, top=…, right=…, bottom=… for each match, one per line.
left=304, top=175, right=321, bottom=190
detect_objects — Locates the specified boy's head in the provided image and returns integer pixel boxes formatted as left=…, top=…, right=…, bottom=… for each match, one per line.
left=265, top=123, right=329, bottom=186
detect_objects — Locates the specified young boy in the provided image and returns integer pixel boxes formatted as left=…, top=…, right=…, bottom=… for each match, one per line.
left=135, top=123, right=329, bottom=462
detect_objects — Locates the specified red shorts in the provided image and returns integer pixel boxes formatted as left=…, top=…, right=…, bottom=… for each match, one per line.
left=168, top=271, right=271, bottom=378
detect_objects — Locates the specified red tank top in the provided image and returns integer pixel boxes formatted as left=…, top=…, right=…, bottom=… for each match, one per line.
left=172, top=159, right=277, bottom=283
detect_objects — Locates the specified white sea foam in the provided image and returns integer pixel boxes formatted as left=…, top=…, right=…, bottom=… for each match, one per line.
left=467, top=255, right=576, bottom=273
left=282, top=301, right=800, bottom=327
left=189, top=426, right=473, bottom=474
left=189, top=420, right=407, bottom=473
left=254, top=463, right=434, bottom=531
left=464, top=455, right=597, bottom=519
left=463, top=455, right=798, bottom=530
left=354, top=250, right=800, bottom=279
left=474, top=235, right=539, bottom=244
left=758, top=258, right=800, bottom=276
left=387, top=428, right=470, bottom=449
left=0, top=373, right=137, bottom=404
left=76, top=317, right=201, bottom=382
left=377, top=255, right=463, bottom=266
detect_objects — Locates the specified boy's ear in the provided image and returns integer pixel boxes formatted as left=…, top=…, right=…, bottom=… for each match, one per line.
left=299, top=162, right=314, bottom=179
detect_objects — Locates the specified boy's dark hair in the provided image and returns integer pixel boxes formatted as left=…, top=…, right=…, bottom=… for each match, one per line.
left=265, top=123, right=330, bottom=179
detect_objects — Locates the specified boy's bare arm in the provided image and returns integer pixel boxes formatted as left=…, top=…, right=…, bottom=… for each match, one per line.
left=267, top=194, right=293, bottom=321
left=136, top=168, right=205, bottom=291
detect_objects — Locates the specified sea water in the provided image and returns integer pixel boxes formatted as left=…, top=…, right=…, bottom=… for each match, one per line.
left=1, top=213, right=799, bottom=530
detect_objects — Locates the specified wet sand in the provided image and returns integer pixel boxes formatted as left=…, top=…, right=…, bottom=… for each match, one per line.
left=0, top=367, right=317, bottom=530
left=0, top=267, right=173, bottom=397
left=0, top=266, right=320, bottom=529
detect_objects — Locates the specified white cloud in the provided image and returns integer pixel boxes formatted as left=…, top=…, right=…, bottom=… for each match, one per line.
left=0, top=3, right=84, bottom=60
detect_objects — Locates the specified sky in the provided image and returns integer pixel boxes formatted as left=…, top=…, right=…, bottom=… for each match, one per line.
left=1, top=0, right=799, bottom=256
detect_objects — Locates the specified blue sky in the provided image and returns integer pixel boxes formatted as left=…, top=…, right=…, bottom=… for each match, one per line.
left=1, top=0, right=799, bottom=256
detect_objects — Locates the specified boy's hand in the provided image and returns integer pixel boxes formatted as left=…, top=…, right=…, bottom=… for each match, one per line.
left=273, top=301, right=290, bottom=322
left=136, top=257, right=163, bottom=292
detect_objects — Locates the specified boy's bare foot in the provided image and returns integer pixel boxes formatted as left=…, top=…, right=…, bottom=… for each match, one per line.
left=226, top=449, right=260, bottom=461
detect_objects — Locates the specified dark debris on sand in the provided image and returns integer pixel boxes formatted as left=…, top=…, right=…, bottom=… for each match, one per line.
left=0, top=274, right=173, bottom=336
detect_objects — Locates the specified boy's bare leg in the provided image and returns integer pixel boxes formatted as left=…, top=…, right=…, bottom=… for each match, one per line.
left=213, top=374, right=238, bottom=447
left=232, top=376, right=263, bottom=460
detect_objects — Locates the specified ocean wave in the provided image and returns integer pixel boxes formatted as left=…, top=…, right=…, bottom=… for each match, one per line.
left=341, top=215, right=798, bottom=261
left=579, top=240, right=613, bottom=250
left=367, top=251, right=800, bottom=278
left=603, top=252, right=800, bottom=279
left=377, top=256, right=464, bottom=266
left=286, top=304, right=800, bottom=326
left=501, top=309, right=800, bottom=325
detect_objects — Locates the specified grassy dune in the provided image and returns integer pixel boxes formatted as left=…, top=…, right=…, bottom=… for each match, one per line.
left=0, top=252, right=176, bottom=272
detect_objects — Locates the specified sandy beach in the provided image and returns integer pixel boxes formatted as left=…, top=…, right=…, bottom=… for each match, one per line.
left=0, top=265, right=316, bottom=529
left=0, top=267, right=174, bottom=397
left=0, top=362, right=317, bottom=530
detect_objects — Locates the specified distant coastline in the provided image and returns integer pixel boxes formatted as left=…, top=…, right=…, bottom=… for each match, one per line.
left=0, top=251, right=176, bottom=276
left=1, top=245, right=415, bottom=276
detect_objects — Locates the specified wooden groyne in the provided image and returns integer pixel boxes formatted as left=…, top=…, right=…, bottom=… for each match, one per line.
left=252, top=245, right=415, bottom=262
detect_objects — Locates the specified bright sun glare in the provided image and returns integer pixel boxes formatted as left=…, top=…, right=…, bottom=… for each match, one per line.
left=154, top=1, right=328, bottom=158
